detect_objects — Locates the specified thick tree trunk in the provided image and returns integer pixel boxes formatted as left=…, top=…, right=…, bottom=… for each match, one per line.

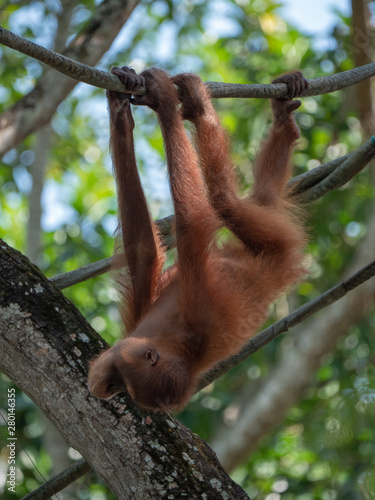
left=0, top=239, right=249, bottom=499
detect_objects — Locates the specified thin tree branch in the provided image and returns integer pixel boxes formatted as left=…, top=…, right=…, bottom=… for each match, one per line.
left=49, top=139, right=375, bottom=289
left=295, top=137, right=375, bottom=203
left=287, top=154, right=351, bottom=195
left=2, top=26, right=375, bottom=98
left=21, top=459, right=91, bottom=500
left=50, top=256, right=113, bottom=289
left=197, top=258, right=375, bottom=390
left=0, top=0, right=141, bottom=157
left=206, top=62, right=375, bottom=97
left=49, top=216, right=175, bottom=289
left=0, top=26, right=143, bottom=95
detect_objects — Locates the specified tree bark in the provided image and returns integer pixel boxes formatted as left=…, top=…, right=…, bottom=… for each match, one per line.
left=351, top=0, right=375, bottom=137
left=0, top=239, right=248, bottom=500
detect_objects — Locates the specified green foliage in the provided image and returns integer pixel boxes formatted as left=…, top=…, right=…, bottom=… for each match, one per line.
left=0, top=0, right=374, bottom=499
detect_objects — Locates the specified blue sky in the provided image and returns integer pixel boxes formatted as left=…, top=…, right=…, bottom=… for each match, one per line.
left=280, top=0, right=351, bottom=37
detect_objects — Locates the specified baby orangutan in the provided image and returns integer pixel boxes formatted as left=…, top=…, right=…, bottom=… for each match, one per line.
left=88, top=67, right=308, bottom=411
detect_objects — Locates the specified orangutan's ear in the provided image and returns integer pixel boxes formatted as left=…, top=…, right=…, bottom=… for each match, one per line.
left=145, top=348, right=159, bottom=366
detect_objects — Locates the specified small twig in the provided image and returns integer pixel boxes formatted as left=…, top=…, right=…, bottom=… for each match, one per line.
left=197, top=257, right=375, bottom=390
left=50, top=256, right=113, bottom=289
left=21, top=459, right=91, bottom=500
left=2, top=26, right=375, bottom=98
left=49, top=216, right=175, bottom=289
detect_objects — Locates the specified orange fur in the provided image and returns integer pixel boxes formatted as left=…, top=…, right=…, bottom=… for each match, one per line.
left=88, top=68, right=308, bottom=411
